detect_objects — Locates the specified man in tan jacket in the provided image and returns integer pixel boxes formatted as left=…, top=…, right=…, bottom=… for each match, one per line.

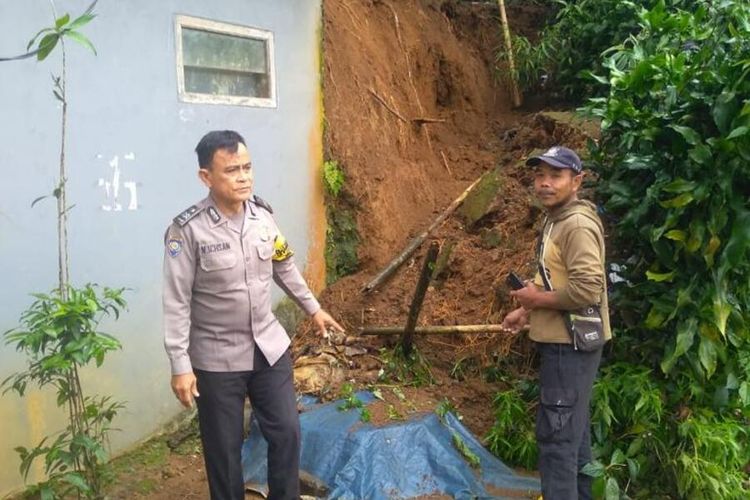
left=503, top=146, right=610, bottom=500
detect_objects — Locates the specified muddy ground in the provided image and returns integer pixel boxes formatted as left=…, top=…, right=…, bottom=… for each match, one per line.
left=73, top=1, right=598, bottom=499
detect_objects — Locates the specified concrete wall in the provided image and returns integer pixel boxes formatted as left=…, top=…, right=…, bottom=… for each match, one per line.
left=0, top=0, right=324, bottom=494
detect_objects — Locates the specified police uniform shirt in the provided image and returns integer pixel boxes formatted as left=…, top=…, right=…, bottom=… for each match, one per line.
left=163, top=195, right=320, bottom=375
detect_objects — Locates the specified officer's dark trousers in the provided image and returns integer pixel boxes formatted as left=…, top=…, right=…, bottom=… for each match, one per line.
left=194, top=349, right=300, bottom=500
left=536, top=343, right=602, bottom=500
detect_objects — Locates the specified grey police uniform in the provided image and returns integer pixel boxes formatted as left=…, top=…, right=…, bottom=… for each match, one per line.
left=163, top=194, right=320, bottom=375
left=162, top=194, right=318, bottom=500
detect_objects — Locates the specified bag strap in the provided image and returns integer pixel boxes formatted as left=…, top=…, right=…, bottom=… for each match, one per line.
left=536, top=218, right=555, bottom=292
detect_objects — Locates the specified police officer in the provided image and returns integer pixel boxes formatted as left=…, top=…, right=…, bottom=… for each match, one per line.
left=163, top=130, right=343, bottom=500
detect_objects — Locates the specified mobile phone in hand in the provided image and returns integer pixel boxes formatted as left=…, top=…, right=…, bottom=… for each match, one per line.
left=506, top=271, right=525, bottom=290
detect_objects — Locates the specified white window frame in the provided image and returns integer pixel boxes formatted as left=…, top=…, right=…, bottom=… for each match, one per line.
left=175, top=15, right=277, bottom=108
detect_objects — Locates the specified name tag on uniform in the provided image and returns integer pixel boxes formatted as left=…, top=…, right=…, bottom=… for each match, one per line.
left=200, top=241, right=231, bottom=255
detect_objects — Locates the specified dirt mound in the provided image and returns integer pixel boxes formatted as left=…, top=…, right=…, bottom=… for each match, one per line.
left=295, top=0, right=593, bottom=441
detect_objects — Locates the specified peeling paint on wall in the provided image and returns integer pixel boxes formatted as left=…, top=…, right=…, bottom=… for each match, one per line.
left=97, top=154, right=139, bottom=211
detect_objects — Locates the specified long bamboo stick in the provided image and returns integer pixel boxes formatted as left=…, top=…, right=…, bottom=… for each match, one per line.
left=497, top=0, right=522, bottom=108
left=361, top=325, right=515, bottom=336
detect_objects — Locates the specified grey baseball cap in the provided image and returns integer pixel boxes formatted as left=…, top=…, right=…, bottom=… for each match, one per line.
left=526, top=146, right=582, bottom=173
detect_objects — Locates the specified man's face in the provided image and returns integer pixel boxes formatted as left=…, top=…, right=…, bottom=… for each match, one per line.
left=533, top=163, right=582, bottom=210
left=198, top=142, right=253, bottom=209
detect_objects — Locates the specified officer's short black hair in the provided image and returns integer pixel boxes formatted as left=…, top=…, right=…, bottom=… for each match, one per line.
left=195, top=130, right=246, bottom=169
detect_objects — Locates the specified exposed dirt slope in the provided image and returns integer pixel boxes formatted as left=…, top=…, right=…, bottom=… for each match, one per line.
left=294, top=0, right=593, bottom=442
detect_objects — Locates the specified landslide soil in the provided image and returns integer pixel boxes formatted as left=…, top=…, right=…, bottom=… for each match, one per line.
left=295, top=0, right=593, bottom=438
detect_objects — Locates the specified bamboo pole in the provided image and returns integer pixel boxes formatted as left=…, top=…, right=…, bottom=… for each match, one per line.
left=362, top=174, right=485, bottom=293
left=400, top=242, right=440, bottom=356
left=361, top=325, right=517, bottom=336
left=497, top=0, right=522, bottom=108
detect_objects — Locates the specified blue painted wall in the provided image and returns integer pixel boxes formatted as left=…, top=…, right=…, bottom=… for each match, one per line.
left=0, top=0, right=323, bottom=494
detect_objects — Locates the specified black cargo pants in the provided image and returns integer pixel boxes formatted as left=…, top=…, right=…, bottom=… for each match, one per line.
left=536, top=342, right=602, bottom=500
left=194, top=348, right=301, bottom=500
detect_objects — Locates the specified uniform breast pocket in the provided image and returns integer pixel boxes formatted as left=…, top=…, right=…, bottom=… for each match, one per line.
left=255, top=243, right=274, bottom=281
left=199, top=252, right=237, bottom=273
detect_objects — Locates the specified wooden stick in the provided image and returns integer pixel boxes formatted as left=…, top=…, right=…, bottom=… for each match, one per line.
left=412, top=117, right=447, bottom=124
left=361, top=324, right=518, bottom=335
left=440, top=150, right=453, bottom=177
left=362, top=174, right=486, bottom=293
left=497, top=0, right=522, bottom=108
left=368, top=88, right=408, bottom=123
left=400, top=242, right=440, bottom=356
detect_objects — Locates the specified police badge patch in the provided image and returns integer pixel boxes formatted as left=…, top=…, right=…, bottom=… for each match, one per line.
left=167, top=237, right=183, bottom=257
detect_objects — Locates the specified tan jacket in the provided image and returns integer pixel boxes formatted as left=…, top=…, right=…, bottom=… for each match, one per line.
left=162, top=195, right=320, bottom=375
left=529, top=199, right=612, bottom=344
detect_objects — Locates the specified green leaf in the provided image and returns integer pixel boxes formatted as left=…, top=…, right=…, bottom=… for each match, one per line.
left=662, top=178, right=697, bottom=193
left=626, top=458, right=640, bottom=481
left=688, top=145, right=712, bottom=165
left=40, top=486, right=55, bottom=500
left=646, top=270, right=675, bottom=282
left=645, top=306, right=667, bottom=329
left=37, top=33, right=60, bottom=61
left=62, top=472, right=90, bottom=492
left=27, top=28, right=53, bottom=51
left=739, top=381, right=750, bottom=406
left=727, top=126, right=749, bottom=139
left=68, top=13, right=96, bottom=31
left=704, top=235, right=721, bottom=267
left=64, top=31, right=97, bottom=55
left=55, top=13, right=71, bottom=29
left=713, top=92, right=738, bottom=135
left=581, top=460, right=605, bottom=477
left=698, top=337, right=718, bottom=379
left=31, top=195, right=52, bottom=208
left=610, top=448, right=626, bottom=466
left=674, top=319, right=697, bottom=359
left=664, top=229, right=686, bottom=241
left=670, top=125, right=701, bottom=145
left=722, top=210, right=750, bottom=267
left=605, top=477, right=620, bottom=500
left=659, top=192, right=694, bottom=208
left=712, top=294, right=731, bottom=337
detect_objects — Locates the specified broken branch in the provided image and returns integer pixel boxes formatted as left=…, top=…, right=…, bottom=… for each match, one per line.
left=368, top=88, right=408, bottom=123
left=362, top=173, right=486, bottom=293
left=400, top=242, right=440, bottom=356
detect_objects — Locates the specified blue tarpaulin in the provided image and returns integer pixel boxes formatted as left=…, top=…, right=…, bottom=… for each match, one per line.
left=242, top=392, right=540, bottom=499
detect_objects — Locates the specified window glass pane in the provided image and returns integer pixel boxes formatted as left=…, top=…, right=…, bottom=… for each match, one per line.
left=181, top=27, right=269, bottom=98
left=184, top=67, right=269, bottom=98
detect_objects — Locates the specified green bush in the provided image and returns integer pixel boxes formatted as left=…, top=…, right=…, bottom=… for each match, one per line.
left=585, top=0, right=750, bottom=496
left=485, top=384, right=538, bottom=470
left=498, top=0, right=647, bottom=101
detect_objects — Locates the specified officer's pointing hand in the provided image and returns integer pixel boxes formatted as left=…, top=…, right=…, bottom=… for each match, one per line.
left=311, top=309, right=344, bottom=336
left=171, top=372, right=200, bottom=408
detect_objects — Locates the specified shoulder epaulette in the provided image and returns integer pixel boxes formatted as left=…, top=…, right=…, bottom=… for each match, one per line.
left=173, top=205, right=204, bottom=226
left=252, top=195, right=273, bottom=214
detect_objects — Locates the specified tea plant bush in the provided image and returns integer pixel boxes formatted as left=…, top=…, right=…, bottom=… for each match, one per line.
left=587, top=0, right=750, bottom=497
left=490, top=0, right=750, bottom=497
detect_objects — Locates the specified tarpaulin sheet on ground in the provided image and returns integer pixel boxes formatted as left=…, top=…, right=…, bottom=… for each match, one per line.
left=242, top=392, right=541, bottom=499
